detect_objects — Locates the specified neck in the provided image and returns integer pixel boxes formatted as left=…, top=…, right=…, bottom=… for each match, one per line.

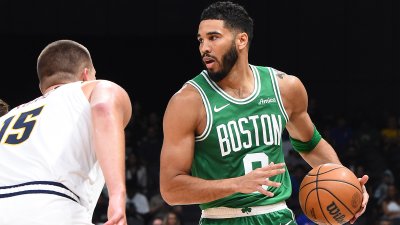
left=221, top=58, right=252, bottom=84
left=218, top=60, right=254, bottom=99
left=42, top=83, right=66, bottom=95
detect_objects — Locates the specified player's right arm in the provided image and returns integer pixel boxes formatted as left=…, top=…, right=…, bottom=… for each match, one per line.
left=160, top=84, right=285, bottom=206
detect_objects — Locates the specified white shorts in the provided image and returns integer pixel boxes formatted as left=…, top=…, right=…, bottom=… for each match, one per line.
left=0, top=181, right=92, bottom=225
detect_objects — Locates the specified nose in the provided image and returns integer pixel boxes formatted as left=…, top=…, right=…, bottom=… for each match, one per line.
left=200, top=41, right=211, bottom=55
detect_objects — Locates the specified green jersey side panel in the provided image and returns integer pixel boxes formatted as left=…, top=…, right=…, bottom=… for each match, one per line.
left=188, top=65, right=291, bottom=210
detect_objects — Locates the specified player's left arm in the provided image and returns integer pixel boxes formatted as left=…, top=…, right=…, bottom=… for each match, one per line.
left=88, top=80, right=132, bottom=225
left=275, top=72, right=339, bottom=166
left=276, top=71, right=369, bottom=223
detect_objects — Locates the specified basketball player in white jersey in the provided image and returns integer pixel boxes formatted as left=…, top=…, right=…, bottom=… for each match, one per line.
left=0, top=40, right=132, bottom=225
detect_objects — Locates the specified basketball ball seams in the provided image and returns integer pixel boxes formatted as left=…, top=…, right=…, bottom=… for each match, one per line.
left=302, top=188, right=333, bottom=225
left=306, top=166, right=344, bottom=176
left=318, top=188, right=358, bottom=216
left=316, top=164, right=334, bottom=225
left=299, top=182, right=361, bottom=220
left=303, top=188, right=313, bottom=219
left=319, top=179, right=362, bottom=194
left=300, top=179, right=362, bottom=193
left=299, top=179, right=317, bottom=191
left=303, top=188, right=318, bottom=211
left=299, top=163, right=362, bottom=225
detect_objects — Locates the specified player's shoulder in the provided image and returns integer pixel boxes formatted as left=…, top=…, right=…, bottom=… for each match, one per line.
left=166, top=82, right=203, bottom=112
left=269, top=68, right=304, bottom=90
left=84, top=79, right=124, bottom=88
left=171, top=83, right=202, bottom=104
left=81, top=79, right=131, bottom=104
left=252, top=65, right=300, bottom=82
left=82, top=80, right=132, bottom=125
left=82, top=79, right=128, bottom=93
left=265, top=67, right=308, bottom=106
left=163, top=82, right=204, bottom=127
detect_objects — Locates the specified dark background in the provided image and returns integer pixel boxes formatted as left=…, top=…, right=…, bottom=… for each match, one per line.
left=1, top=0, right=399, bottom=118
left=1, top=1, right=399, bottom=224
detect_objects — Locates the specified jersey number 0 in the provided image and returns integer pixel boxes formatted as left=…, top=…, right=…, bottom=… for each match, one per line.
left=243, top=152, right=270, bottom=191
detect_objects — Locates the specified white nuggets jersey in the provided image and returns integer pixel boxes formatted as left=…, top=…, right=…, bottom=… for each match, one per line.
left=0, top=82, right=104, bottom=224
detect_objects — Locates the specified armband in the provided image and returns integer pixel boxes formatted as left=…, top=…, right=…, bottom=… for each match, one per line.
left=289, top=126, right=322, bottom=153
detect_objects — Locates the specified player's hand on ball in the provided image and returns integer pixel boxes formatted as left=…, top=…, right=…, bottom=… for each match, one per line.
left=349, top=175, right=369, bottom=224
left=236, top=162, right=285, bottom=197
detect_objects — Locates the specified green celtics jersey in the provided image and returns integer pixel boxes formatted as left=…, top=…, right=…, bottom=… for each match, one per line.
left=187, top=65, right=292, bottom=210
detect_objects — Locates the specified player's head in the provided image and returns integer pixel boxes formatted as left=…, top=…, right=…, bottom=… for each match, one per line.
left=37, top=39, right=96, bottom=93
left=0, top=99, right=9, bottom=116
left=198, top=1, right=253, bottom=82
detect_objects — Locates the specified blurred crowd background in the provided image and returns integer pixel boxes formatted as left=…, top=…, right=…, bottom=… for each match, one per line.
left=89, top=99, right=400, bottom=225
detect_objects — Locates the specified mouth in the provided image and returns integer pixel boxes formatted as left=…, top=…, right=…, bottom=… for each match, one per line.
left=203, top=56, right=216, bottom=68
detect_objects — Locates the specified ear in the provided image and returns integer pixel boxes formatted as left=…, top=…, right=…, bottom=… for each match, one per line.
left=236, top=32, right=249, bottom=50
left=39, top=83, right=44, bottom=94
left=81, top=68, right=90, bottom=81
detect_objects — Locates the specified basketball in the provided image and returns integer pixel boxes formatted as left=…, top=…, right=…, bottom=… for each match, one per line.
left=298, top=163, right=363, bottom=225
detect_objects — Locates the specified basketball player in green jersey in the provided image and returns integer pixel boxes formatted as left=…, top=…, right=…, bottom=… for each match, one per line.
left=160, top=1, right=369, bottom=225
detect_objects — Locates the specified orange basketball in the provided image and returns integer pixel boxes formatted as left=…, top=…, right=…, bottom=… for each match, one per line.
left=299, top=163, right=363, bottom=225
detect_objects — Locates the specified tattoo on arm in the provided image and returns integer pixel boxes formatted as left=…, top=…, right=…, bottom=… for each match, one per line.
left=275, top=70, right=287, bottom=79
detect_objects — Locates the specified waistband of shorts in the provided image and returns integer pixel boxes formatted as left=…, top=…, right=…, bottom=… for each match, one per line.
left=0, top=181, right=80, bottom=203
left=201, top=201, right=288, bottom=219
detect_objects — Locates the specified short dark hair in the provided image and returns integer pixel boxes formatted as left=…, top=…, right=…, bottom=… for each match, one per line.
left=0, top=99, right=9, bottom=116
left=200, top=1, right=254, bottom=45
left=37, top=40, right=93, bottom=87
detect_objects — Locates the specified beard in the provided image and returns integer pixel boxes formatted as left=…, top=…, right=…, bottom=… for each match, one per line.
left=203, top=42, right=238, bottom=82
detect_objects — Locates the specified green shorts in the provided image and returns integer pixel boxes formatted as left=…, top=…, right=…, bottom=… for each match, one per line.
left=199, top=202, right=297, bottom=225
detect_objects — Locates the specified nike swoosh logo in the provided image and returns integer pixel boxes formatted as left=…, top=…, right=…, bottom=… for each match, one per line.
left=213, top=103, right=230, bottom=112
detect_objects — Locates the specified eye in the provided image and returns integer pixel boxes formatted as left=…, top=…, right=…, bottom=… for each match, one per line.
left=197, top=38, right=203, bottom=43
left=210, top=36, right=218, bottom=41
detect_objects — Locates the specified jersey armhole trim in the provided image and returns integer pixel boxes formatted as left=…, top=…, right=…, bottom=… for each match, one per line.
left=186, top=81, right=213, bottom=141
left=268, top=68, right=289, bottom=122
